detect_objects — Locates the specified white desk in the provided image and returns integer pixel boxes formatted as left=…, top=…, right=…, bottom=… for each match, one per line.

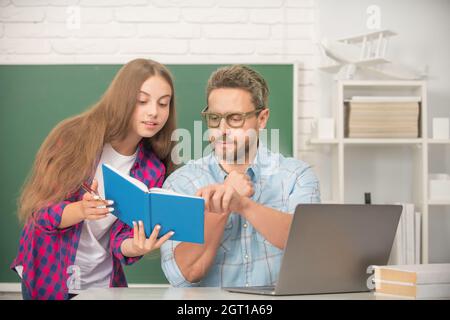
left=72, top=286, right=401, bottom=300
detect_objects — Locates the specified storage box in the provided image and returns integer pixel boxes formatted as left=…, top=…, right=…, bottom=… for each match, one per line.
left=317, top=118, right=335, bottom=139
left=432, top=118, right=449, bottom=140
left=429, top=174, right=450, bottom=200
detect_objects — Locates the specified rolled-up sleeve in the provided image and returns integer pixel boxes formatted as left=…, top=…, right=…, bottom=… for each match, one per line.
left=160, top=240, right=199, bottom=287
left=287, top=164, right=321, bottom=213
left=33, top=191, right=81, bottom=233
left=110, top=219, right=143, bottom=265
left=160, top=171, right=203, bottom=287
left=34, top=201, right=71, bottom=232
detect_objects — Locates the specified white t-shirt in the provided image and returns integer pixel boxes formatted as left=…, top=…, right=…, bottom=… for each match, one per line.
left=72, top=143, right=137, bottom=292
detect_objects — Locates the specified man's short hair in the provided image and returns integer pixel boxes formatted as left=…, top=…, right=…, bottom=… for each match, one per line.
left=206, top=65, right=269, bottom=110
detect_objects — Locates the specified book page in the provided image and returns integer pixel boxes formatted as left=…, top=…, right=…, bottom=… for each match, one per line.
left=149, top=187, right=203, bottom=199
left=149, top=187, right=177, bottom=194
left=103, top=163, right=148, bottom=192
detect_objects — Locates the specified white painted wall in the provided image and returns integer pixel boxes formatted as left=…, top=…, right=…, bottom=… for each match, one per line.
left=316, top=0, right=450, bottom=263
left=0, top=0, right=448, bottom=262
left=0, top=0, right=319, bottom=160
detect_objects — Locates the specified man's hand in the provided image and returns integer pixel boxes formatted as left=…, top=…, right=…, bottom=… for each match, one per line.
left=196, top=183, right=246, bottom=214
left=224, top=171, right=254, bottom=198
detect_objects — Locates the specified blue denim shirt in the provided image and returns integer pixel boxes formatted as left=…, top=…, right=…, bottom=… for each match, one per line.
left=160, top=144, right=321, bottom=287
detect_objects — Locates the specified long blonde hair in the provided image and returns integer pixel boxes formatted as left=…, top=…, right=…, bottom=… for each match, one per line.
left=18, top=58, right=177, bottom=223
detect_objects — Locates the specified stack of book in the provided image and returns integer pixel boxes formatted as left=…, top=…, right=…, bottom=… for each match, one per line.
left=345, top=96, right=421, bottom=138
left=388, top=203, right=421, bottom=265
left=373, top=264, right=450, bottom=299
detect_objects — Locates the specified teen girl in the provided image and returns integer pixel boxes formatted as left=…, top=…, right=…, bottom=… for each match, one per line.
left=11, top=58, right=176, bottom=300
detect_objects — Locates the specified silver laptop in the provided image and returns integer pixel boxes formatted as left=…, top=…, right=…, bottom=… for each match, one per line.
left=224, top=204, right=402, bottom=296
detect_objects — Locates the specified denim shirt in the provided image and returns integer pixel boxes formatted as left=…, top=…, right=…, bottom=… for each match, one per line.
left=160, top=144, right=320, bottom=287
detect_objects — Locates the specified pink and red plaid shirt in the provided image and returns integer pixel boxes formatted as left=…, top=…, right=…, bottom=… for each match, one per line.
left=11, top=141, right=165, bottom=300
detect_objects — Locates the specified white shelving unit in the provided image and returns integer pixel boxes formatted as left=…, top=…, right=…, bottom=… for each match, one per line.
left=309, top=80, right=450, bottom=264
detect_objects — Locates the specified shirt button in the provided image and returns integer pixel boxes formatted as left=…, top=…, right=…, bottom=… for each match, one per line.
left=243, top=223, right=248, bottom=228
left=245, top=283, right=249, bottom=287
left=245, top=254, right=249, bottom=260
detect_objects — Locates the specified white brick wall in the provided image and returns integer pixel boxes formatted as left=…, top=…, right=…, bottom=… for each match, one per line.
left=0, top=0, right=319, bottom=155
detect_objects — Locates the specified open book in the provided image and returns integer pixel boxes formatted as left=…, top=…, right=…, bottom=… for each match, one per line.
left=102, top=164, right=204, bottom=244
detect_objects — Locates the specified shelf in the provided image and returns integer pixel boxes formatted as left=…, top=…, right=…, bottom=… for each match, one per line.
left=428, top=139, right=450, bottom=145
left=340, top=80, right=425, bottom=87
left=310, top=138, right=424, bottom=145
left=309, top=139, right=339, bottom=145
left=344, top=96, right=421, bottom=103
left=322, top=80, right=432, bottom=263
left=343, top=138, right=423, bottom=145
left=428, top=200, right=450, bottom=206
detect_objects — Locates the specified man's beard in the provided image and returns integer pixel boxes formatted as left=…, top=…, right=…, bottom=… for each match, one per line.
left=210, top=134, right=258, bottom=164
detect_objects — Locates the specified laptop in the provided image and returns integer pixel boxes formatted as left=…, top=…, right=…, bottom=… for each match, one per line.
left=224, top=204, right=402, bottom=296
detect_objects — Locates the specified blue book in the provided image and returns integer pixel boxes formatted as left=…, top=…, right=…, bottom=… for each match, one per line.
left=102, top=163, right=204, bottom=244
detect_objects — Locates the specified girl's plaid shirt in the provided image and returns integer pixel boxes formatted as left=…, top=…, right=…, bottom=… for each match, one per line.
left=11, top=141, right=166, bottom=300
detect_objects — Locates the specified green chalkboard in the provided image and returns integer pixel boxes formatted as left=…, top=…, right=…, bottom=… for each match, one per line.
left=0, top=63, right=294, bottom=284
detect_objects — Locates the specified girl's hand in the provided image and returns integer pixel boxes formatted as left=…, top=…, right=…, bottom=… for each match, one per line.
left=127, top=221, right=175, bottom=257
left=79, top=179, right=114, bottom=221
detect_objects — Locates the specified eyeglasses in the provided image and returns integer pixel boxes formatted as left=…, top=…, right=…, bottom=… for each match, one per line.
left=201, top=106, right=265, bottom=128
